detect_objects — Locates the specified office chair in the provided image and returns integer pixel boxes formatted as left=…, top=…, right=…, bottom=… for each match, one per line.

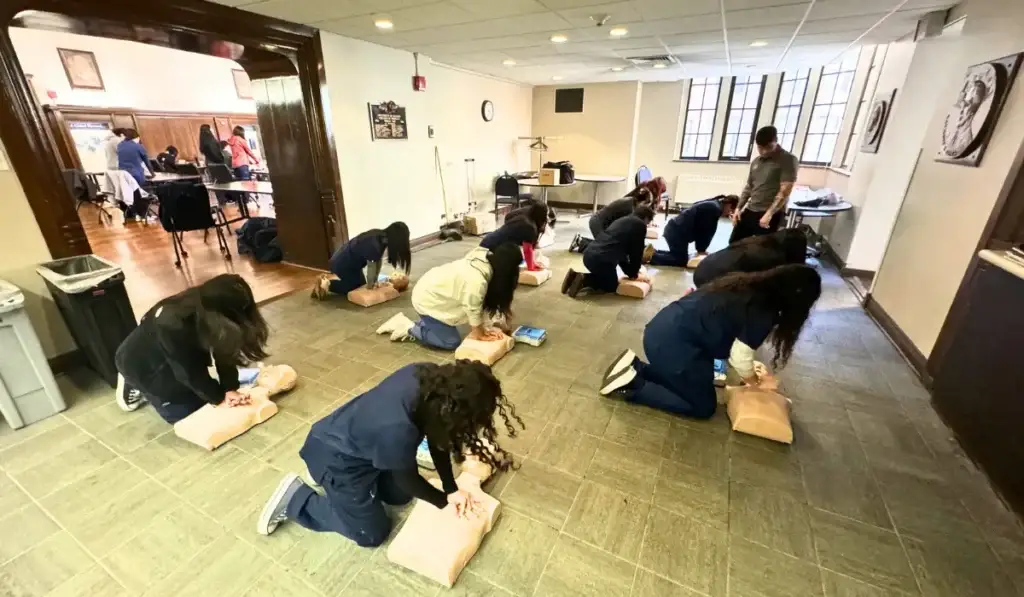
left=207, top=163, right=234, bottom=183
left=494, top=173, right=523, bottom=224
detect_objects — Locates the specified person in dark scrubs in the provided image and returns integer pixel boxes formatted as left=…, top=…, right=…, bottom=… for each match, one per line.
left=116, top=128, right=151, bottom=187
left=599, top=264, right=821, bottom=419
left=256, top=360, right=524, bottom=546
left=312, top=222, right=412, bottom=299
left=562, top=206, right=656, bottom=298
left=646, top=195, right=739, bottom=267
left=569, top=185, right=653, bottom=253
left=113, top=274, right=270, bottom=422
left=692, top=228, right=807, bottom=288
left=483, top=203, right=547, bottom=271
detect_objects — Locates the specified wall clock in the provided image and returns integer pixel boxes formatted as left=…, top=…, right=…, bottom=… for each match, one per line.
left=481, top=100, right=494, bottom=122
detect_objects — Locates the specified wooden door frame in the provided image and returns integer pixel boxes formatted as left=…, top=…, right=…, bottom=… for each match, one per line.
left=0, top=0, right=347, bottom=261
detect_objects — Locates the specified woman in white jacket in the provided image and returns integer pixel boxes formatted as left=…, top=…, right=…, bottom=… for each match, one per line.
left=378, top=243, right=522, bottom=350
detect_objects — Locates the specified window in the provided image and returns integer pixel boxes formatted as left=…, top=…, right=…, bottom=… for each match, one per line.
left=680, top=77, right=721, bottom=160
left=772, top=69, right=810, bottom=152
left=720, top=75, right=766, bottom=160
left=802, top=51, right=859, bottom=164
left=842, top=45, right=888, bottom=168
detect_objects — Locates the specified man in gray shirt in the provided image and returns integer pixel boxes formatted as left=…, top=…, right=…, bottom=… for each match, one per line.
left=730, top=125, right=799, bottom=243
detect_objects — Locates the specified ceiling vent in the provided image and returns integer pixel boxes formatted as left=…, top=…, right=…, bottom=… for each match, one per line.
left=626, top=55, right=675, bottom=67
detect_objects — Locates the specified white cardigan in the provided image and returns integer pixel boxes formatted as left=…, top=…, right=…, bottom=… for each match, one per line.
left=411, top=246, right=492, bottom=327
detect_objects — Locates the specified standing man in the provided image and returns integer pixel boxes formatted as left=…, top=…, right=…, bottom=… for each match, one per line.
left=730, top=126, right=798, bottom=243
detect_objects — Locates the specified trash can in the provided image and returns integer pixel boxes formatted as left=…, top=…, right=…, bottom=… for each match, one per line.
left=37, top=255, right=137, bottom=387
left=0, top=279, right=66, bottom=429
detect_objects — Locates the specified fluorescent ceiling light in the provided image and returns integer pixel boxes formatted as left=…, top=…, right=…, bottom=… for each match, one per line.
left=611, top=66, right=624, bottom=72
left=653, top=63, right=666, bottom=69
left=550, top=34, right=568, bottom=43
left=609, top=27, right=628, bottom=37
left=552, top=75, right=564, bottom=81
left=502, top=59, right=517, bottom=66
left=374, top=17, right=394, bottom=29
left=749, top=40, right=768, bottom=47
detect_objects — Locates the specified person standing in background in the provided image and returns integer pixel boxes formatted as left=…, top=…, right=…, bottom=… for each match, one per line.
left=730, top=126, right=798, bottom=244
left=116, top=129, right=151, bottom=187
left=227, top=125, right=259, bottom=180
left=104, top=128, right=125, bottom=170
left=198, top=124, right=225, bottom=166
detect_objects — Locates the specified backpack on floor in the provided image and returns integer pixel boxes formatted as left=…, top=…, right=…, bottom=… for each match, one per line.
left=237, top=217, right=283, bottom=263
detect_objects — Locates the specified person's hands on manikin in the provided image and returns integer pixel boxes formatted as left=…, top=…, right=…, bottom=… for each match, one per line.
left=447, top=489, right=481, bottom=519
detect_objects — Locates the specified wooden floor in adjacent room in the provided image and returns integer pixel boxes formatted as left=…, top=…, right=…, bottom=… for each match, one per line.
left=78, top=202, right=322, bottom=317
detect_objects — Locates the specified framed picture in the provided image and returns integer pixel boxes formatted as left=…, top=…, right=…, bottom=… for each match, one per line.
left=232, top=69, right=252, bottom=99
left=57, top=48, right=104, bottom=90
left=860, top=88, right=897, bottom=154
left=368, top=101, right=408, bottom=140
left=936, top=52, right=1023, bottom=167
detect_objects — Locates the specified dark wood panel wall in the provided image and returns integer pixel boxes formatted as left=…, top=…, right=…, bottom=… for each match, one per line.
left=44, top=104, right=258, bottom=168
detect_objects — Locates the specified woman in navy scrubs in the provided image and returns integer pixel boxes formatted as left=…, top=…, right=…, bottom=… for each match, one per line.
left=257, top=360, right=524, bottom=546
left=692, top=228, right=807, bottom=287
left=562, top=206, right=656, bottom=298
left=312, top=222, right=412, bottom=299
left=646, top=195, right=739, bottom=267
left=483, top=203, right=547, bottom=271
left=599, top=264, right=821, bottom=419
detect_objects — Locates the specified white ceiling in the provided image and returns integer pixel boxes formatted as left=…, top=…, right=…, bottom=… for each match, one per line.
left=214, top=0, right=955, bottom=84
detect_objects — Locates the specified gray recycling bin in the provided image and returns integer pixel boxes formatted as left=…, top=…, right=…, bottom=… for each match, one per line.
left=0, top=279, right=66, bottom=429
left=37, top=255, right=137, bottom=387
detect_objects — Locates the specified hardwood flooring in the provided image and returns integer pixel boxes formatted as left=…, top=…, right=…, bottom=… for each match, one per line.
left=78, top=201, right=321, bottom=318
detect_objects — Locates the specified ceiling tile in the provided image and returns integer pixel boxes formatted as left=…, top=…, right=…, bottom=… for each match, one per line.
left=554, top=1, right=642, bottom=28
left=635, top=0, right=718, bottom=20
left=449, top=0, right=549, bottom=18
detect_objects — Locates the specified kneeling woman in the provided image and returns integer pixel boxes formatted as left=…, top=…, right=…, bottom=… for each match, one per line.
left=647, top=194, right=738, bottom=267
left=257, top=360, right=524, bottom=546
left=570, top=185, right=654, bottom=253
left=600, top=265, right=821, bottom=419
left=692, top=228, right=806, bottom=287
left=114, top=274, right=269, bottom=422
left=312, top=222, right=411, bottom=299
left=563, top=206, right=655, bottom=298
left=483, top=203, right=547, bottom=271
left=381, top=243, right=522, bottom=349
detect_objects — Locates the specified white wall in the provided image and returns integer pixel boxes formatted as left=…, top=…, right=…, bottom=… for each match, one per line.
left=0, top=140, right=76, bottom=358
left=9, top=27, right=256, bottom=114
left=871, top=0, right=1024, bottom=357
left=828, top=40, right=919, bottom=263
left=319, top=32, right=533, bottom=241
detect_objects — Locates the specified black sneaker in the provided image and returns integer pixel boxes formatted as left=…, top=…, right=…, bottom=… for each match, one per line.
left=566, top=271, right=587, bottom=298
left=115, top=374, right=146, bottom=412
left=257, top=473, right=308, bottom=536
left=561, top=269, right=578, bottom=295
left=568, top=234, right=582, bottom=253
left=600, top=362, right=637, bottom=395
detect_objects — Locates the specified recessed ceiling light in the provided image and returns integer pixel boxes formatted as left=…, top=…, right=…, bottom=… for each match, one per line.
left=611, top=66, right=624, bottom=72
left=749, top=40, right=768, bottom=47
left=502, top=59, right=517, bottom=66
left=374, top=17, right=394, bottom=30
left=609, top=26, right=628, bottom=37
left=552, top=75, right=564, bottom=81
left=653, top=63, right=667, bottom=69
left=550, top=34, right=568, bottom=43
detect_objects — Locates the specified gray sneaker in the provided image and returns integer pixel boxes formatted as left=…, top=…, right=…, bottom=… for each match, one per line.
left=257, top=473, right=307, bottom=536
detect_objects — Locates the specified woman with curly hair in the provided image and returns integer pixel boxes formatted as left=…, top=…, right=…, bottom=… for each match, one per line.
left=599, top=264, right=821, bottom=419
left=257, top=360, right=524, bottom=546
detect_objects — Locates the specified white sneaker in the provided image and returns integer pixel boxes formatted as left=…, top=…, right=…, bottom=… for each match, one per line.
left=603, top=349, right=636, bottom=382
left=115, top=374, right=146, bottom=412
left=376, top=312, right=412, bottom=335
left=389, top=319, right=415, bottom=342
left=256, top=473, right=307, bottom=536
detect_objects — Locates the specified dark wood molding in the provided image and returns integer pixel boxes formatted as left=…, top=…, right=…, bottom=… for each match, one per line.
left=863, top=294, right=933, bottom=388
left=47, top=104, right=260, bottom=120
left=47, top=349, right=85, bottom=375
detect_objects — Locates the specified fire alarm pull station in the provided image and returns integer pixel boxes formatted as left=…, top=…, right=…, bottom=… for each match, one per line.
left=412, top=75, right=426, bottom=91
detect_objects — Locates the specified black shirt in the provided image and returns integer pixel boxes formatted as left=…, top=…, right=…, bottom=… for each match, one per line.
left=480, top=218, right=538, bottom=249
left=692, top=244, right=787, bottom=288
left=591, top=198, right=635, bottom=236
left=584, top=214, right=647, bottom=278
left=666, top=198, right=723, bottom=253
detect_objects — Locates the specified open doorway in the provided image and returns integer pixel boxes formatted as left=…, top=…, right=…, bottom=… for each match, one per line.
left=0, top=3, right=346, bottom=315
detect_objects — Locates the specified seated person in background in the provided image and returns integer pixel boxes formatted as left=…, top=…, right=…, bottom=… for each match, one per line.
left=390, top=244, right=521, bottom=350
left=156, top=146, right=179, bottom=172
left=563, top=206, right=656, bottom=298
left=484, top=203, right=547, bottom=271
left=569, top=185, right=653, bottom=253
left=600, top=265, right=821, bottom=418
left=257, top=361, right=524, bottom=545
left=113, top=274, right=269, bottom=422
left=313, top=222, right=411, bottom=299
left=646, top=194, right=739, bottom=267
left=692, top=228, right=807, bottom=288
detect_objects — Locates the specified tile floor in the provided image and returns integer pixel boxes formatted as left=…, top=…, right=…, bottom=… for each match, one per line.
left=2, top=217, right=1024, bottom=597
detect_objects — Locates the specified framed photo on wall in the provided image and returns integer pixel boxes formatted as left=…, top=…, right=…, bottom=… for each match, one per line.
left=936, top=52, right=1023, bottom=167
left=860, top=88, right=897, bottom=154
left=368, top=101, right=408, bottom=140
left=232, top=69, right=252, bottom=99
left=57, top=48, right=104, bottom=90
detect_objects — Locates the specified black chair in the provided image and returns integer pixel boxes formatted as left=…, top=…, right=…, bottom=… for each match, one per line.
left=207, top=163, right=234, bottom=183
left=63, top=169, right=113, bottom=225
left=174, top=163, right=201, bottom=176
left=494, top=173, right=523, bottom=224
left=149, top=158, right=164, bottom=173
left=155, top=181, right=230, bottom=267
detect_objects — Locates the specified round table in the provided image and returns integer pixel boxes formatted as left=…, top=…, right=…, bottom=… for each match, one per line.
left=784, top=199, right=853, bottom=228
left=517, top=178, right=576, bottom=204
left=574, top=174, right=627, bottom=213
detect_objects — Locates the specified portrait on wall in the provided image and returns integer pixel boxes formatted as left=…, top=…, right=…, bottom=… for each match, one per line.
left=936, top=52, right=1023, bottom=167
left=860, top=88, right=897, bottom=154
left=57, top=48, right=105, bottom=90
left=232, top=69, right=253, bottom=99
left=368, top=101, right=408, bottom=140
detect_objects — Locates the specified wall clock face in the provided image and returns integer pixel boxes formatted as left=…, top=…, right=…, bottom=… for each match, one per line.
left=481, top=100, right=494, bottom=122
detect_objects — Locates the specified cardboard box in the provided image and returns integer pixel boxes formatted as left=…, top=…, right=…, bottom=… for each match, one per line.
left=538, top=168, right=560, bottom=185
left=463, top=213, right=496, bottom=236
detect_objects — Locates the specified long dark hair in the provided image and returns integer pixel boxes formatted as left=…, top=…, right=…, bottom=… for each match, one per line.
left=702, top=264, right=821, bottom=369
left=734, top=228, right=808, bottom=264
left=482, top=243, right=522, bottom=318
left=624, top=185, right=654, bottom=206
left=413, top=360, right=524, bottom=472
left=633, top=205, right=656, bottom=224
left=185, top=274, right=269, bottom=365
left=384, top=222, right=412, bottom=272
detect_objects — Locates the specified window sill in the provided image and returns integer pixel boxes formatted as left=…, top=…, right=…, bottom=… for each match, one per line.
left=672, top=159, right=749, bottom=164
left=828, top=166, right=853, bottom=176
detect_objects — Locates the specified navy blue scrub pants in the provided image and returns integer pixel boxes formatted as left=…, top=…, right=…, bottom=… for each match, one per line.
left=582, top=252, right=622, bottom=293
left=327, top=249, right=367, bottom=295
left=649, top=226, right=691, bottom=267
left=286, top=436, right=412, bottom=548
left=630, top=325, right=717, bottom=419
